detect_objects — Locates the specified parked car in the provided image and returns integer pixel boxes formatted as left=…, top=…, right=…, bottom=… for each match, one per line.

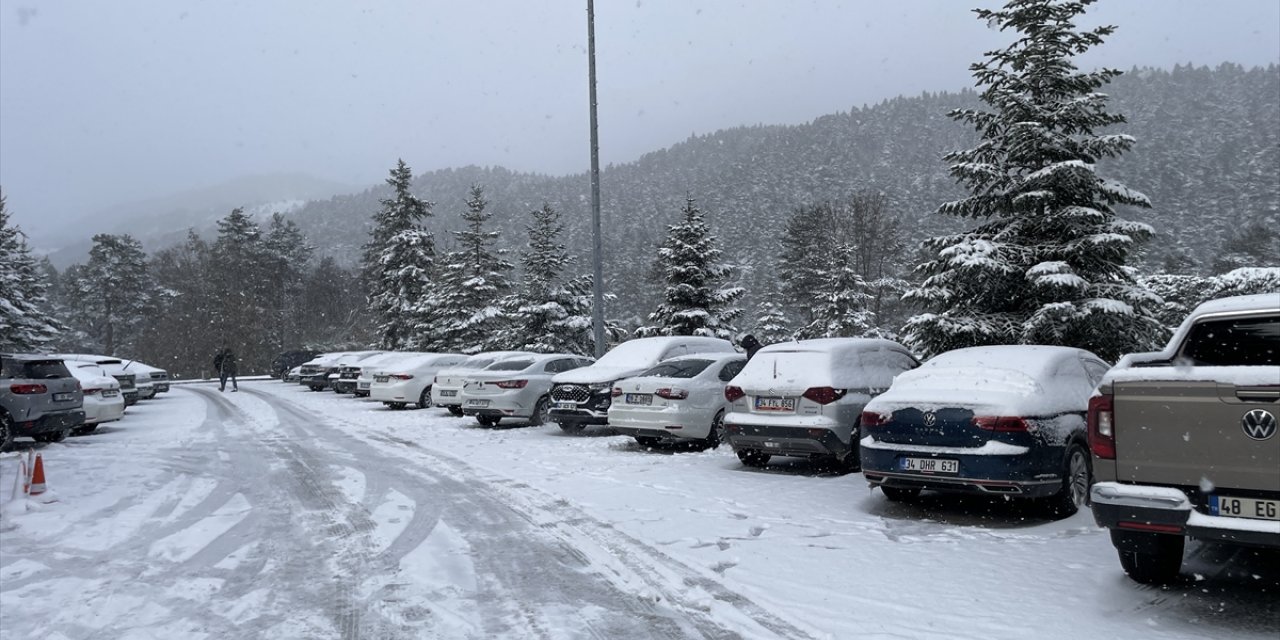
left=722, top=338, right=918, bottom=470
left=549, top=336, right=737, bottom=433
left=284, top=366, right=303, bottom=383
left=609, top=352, right=747, bottom=448
left=299, top=351, right=379, bottom=391
left=432, top=351, right=537, bottom=415
left=1089, top=293, right=1279, bottom=584
left=859, top=345, right=1109, bottom=514
left=459, top=353, right=594, bottom=427
left=271, top=349, right=319, bottom=379
left=66, top=362, right=126, bottom=434
left=331, top=351, right=393, bottom=394
left=369, top=353, right=468, bottom=409
left=353, top=352, right=425, bottom=397
left=127, top=361, right=170, bottom=393
left=55, top=354, right=139, bottom=405
left=0, top=353, right=85, bottom=451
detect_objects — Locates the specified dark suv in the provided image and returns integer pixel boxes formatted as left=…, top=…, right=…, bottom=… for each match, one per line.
left=1, top=354, right=86, bottom=451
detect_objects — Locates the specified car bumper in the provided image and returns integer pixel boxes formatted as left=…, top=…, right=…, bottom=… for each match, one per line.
left=301, top=375, right=330, bottom=388
left=722, top=420, right=851, bottom=457
left=83, top=399, right=126, bottom=425
left=432, top=386, right=464, bottom=407
left=153, top=382, right=170, bottom=393
left=333, top=380, right=358, bottom=393
left=461, top=395, right=534, bottom=419
left=1091, top=482, right=1280, bottom=549
left=609, top=406, right=716, bottom=440
left=12, top=410, right=86, bottom=435
left=549, top=407, right=609, bottom=427
left=122, top=390, right=139, bottom=406
left=860, top=437, right=1058, bottom=497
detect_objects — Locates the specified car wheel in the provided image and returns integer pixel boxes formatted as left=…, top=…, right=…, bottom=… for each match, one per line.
left=529, top=396, right=550, bottom=426
left=704, top=411, right=724, bottom=449
left=309, top=385, right=323, bottom=392
left=447, top=406, right=464, bottom=417
left=737, top=448, right=770, bottom=468
left=387, top=402, right=406, bottom=410
left=881, top=486, right=921, bottom=502
left=1045, top=442, right=1091, bottom=518
left=635, top=436, right=661, bottom=448
left=34, top=428, right=69, bottom=444
left=417, top=386, right=432, bottom=409
left=0, top=414, right=14, bottom=452
left=558, top=422, right=585, bottom=434
left=73, top=424, right=99, bottom=436
left=1112, top=530, right=1184, bottom=584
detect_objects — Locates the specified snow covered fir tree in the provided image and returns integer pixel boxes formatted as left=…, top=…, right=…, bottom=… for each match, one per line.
left=423, top=185, right=515, bottom=353
left=903, top=0, right=1165, bottom=362
left=63, top=233, right=154, bottom=356
left=796, top=244, right=877, bottom=339
left=499, top=204, right=597, bottom=355
left=749, top=299, right=793, bottom=345
left=637, top=197, right=743, bottom=339
left=362, top=159, right=436, bottom=350
left=0, top=191, right=62, bottom=351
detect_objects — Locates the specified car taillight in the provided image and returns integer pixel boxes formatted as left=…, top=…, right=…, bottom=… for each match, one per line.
left=433, top=375, right=439, bottom=384
left=9, top=383, right=47, bottom=395
left=611, top=387, right=623, bottom=397
left=802, top=386, right=847, bottom=405
left=972, top=416, right=1029, bottom=432
left=83, top=388, right=102, bottom=395
left=494, top=379, right=528, bottom=389
left=860, top=411, right=888, bottom=429
left=391, top=374, right=414, bottom=380
left=1087, top=393, right=1115, bottom=460
left=724, top=385, right=745, bottom=402
left=656, top=388, right=688, bottom=400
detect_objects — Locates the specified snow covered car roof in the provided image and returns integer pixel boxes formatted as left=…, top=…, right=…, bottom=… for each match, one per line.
left=437, top=351, right=538, bottom=376
left=731, top=338, right=917, bottom=390
left=865, top=345, right=1104, bottom=417
left=551, top=336, right=735, bottom=384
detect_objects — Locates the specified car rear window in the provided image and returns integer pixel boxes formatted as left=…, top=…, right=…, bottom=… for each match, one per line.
left=638, top=359, right=713, bottom=379
left=1, top=359, right=71, bottom=380
left=1181, top=316, right=1279, bottom=366
left=486, top=359, right=534, bottom=372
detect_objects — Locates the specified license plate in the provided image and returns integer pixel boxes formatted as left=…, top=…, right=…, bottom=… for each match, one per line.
left=439, top=389, right=457, bottom=397
left=899, top=457, right=959, bottom=474
left=358, top=382, right=370, bottom=389
left=102, top=390, right=119, bottom=398
left=374, top=376, right=389, bottom=383
left=763, top=441, right=782, bottom=448
left=755, top=396, right=795, bottom=412
left=53, top=392, right=74, bottom=402
left=466, top=399, right=490, bottom=407
left=1211, top=495, right=1280, bottom=521
left=553, top=401, right=577, bottom=410
left=626, top=393, right=652, bottom=405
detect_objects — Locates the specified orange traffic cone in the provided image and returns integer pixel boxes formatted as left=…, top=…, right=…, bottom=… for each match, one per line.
left=28, top=454, right=47, bottom=496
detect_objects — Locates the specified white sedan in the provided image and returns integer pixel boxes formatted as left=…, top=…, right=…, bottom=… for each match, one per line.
left=66, top=362, right=125, bottom=434
left=459, top=354, right=593, bottom=427
left=608, top=353, right=747, bottom=448
left=368, top=353, right=468, bottom=409
left=431, top=351, right=536, bottom=415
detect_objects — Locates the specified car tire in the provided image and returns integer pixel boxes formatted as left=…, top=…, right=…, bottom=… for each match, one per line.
left=1044, top=442, right=1091, bottom=518
left=737, top=448, right=770, bottom=468
left=557, top=422, right=586, bottom=434
left=477, top=415, right=501, bottom=427
left=34, top=428, right=69, bottom=444
left=0, top=414, right=14, bottom=452
left=447, top=406, right=464, bottom=417
left=704, top=411, right=724, bottom=449
left=529, top=396, right=550, bottom=426
left=1112, top=530, right=1184, bottom=584
left=635, top=436, right=661, bottom=448
left=881, top=486, right=921, bottom=502
left=387, top=402, right=407, bottom=410
left=417, top=386, right=432, bottom=409
left=73, top=424, right=99, bottom=436
left=309, top=385, right=323, bottom=392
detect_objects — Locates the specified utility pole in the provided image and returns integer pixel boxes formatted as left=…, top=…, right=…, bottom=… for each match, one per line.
left=587, top=0, right=606, bottom=358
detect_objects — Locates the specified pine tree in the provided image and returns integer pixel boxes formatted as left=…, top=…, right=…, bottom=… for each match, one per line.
left=637, top=197, right=743, bottom=339
left=263, top=213, right=314, bottom=352
left=66, top=234, right=155, bottom=355
left=0, top=191, right=63, bottom=351
left=208, top=208, right=274, bottom=370
left=751, top=299, right=793, bottom=345
left=797, top=244, right=877, bottom=339
left=363, top=159, right=435, bottom=350
left=902, top=0, right=1164, bottom=362
left=503, top=204, right=595, bottom=354
left=424, top=185, right=514, bottom=353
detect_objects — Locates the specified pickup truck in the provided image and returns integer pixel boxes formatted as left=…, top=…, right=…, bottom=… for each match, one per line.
left=1088, top=293, right=1279, bottom=584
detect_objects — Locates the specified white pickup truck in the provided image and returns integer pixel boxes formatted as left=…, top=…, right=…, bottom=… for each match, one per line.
left=1088, top=293, right=1279, bottom=584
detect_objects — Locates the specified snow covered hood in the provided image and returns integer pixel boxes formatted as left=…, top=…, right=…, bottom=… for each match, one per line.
left=730, top=338, right=915, bottom=391
left=552, top=365, right=650, bottom=385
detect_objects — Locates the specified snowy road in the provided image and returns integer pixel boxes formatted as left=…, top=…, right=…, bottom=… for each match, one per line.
left=2, top=382, right=1277, bottom=639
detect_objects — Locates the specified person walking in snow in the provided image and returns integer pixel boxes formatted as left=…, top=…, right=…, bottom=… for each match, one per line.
left=215, top=346, right=239, bottom=392
left=740, top=334, right=763, bottom=361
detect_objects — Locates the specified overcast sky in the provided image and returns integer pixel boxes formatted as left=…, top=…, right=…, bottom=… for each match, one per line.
left=2, top=0, right=1277, bottom=235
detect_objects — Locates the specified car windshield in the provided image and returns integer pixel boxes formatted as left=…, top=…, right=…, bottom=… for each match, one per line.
left=486, top=359, right=535, bottom=372
left=638, top=359, right=713, bottom=379
left=1181, top=316, right=1279, bottom=366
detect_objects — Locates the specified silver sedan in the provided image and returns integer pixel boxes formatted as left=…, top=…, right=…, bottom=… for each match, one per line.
left=459, top=354, right=593, bottom=427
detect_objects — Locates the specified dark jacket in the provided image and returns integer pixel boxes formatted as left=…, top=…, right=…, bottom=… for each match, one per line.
left=216, top=350, right=239, bottom=375
left=740, top=335, right=763, bottom=360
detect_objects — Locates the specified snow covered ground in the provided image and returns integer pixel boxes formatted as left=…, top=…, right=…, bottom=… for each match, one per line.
left=1, top=381, right=1276, bottom=639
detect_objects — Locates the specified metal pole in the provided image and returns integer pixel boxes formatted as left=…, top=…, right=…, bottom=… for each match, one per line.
left=587, top=0, right=606, bottom=358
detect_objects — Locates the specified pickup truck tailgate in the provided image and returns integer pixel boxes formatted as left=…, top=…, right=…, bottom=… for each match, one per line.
left=1114, top=380, right=1280, bottom=491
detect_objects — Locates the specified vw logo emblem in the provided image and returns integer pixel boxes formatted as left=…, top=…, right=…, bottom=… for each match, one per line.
left=922, top=412, right=937, bottom=427
left=1242, top=409, right=1277, bottom=441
